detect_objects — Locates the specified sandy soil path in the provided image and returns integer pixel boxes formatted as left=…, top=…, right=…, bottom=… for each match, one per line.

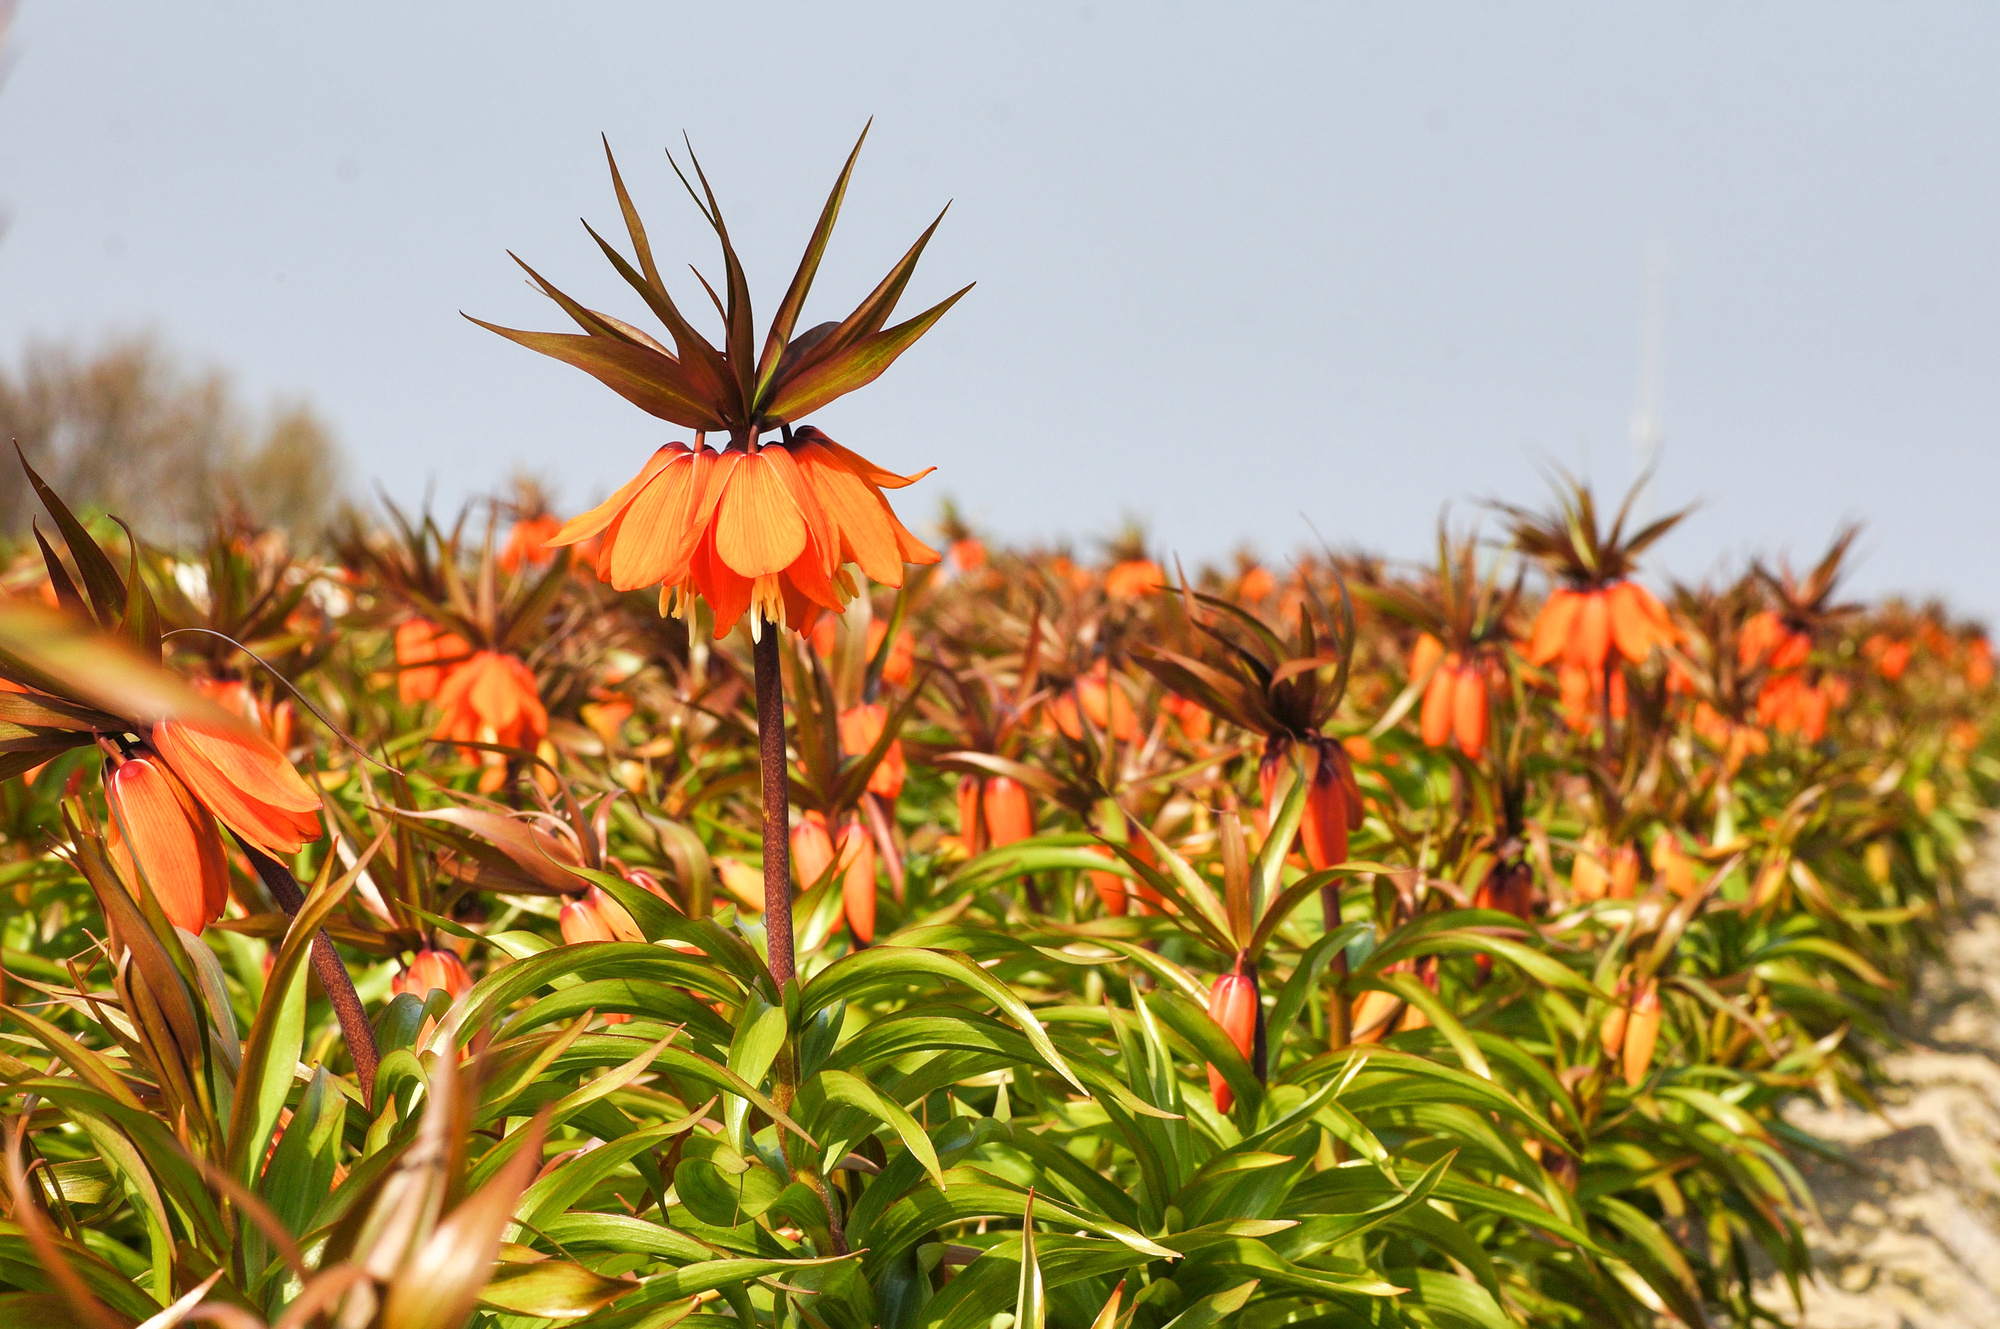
left=1757, top=814, right=2000, bottom=1326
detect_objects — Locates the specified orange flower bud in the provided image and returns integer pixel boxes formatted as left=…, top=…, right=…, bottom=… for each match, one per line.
left=559, top=894, right=617, bottom=945
left=1651, top=834, right=1698, bottom=899
left=1086, top=844, right=1128, bottom=916
left=1205, top=970, right=1257, bottom=1112
left=1608, top=844, right=1640, bottom=900
left=1622, top=980, right=1661, bottom=1087
left=1599, top=976, right=1630, bottom=1058
left=982, top=775, right=1034, bottom=847
left=1410, top=632, right=1446, bottom=682
left=955, top=775, right=986, bottom=854
left=1297, top=743, right=1360, bottom=873
left=1451, top=666, right=1488, bottom=759
left=791, top=810, right=837, bottom=889
left=394, top=948, right=472, bottom=1002
left=1419, top=659, right=1457, bottom=748
left=838, top=820, right=877, bottom=943
left=1572, top=851, right=1609, bottom=903
left=104, top=754, right=229, bottom=934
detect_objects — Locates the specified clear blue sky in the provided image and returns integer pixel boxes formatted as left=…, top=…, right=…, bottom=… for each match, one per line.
left=3, top=3, right=1995, bottom=620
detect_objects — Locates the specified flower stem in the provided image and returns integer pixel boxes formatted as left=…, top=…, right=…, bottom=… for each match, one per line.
left=243, top=845, right=381, bottom=1110
left=754, top=627, right=796, bottom=989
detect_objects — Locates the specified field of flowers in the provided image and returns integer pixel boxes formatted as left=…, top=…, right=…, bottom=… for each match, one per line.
left=0, top=134, right=1995, bottom=1329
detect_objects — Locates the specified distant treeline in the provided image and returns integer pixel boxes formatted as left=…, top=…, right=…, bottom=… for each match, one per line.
left=0, top=333, right=345, bottom=541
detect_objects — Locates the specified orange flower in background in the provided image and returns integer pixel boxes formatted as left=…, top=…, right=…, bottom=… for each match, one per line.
left=1258, top=738, right=1362, bottom=872
left=1237, top=565, right=1277, bottom=602
left=1557, top=663, right=1627, bottom=732
left=1738, top=611, right=1810, bottom=672
left=431, top=651, right=548, bottom=752
left=104, top=754, right=229, bottom=933
left=1758, top=673, right=1832, bottom=741
left=1205, top=970, right=1257, bottom=1112
left=395, top=619, right=472, bottom=705
left=1051, top=661, right=1141, bottom=743
left=549, top=428, right=940, bottom=640
left=950, top=537, right=986, bottom=573
left=1651, top=834, right=1699, bottom=898
left=810, top=618, right=916, bottom=686
left=1693, top=702, right=1769, bottom=764
left=1863, top=633, right=1913, bottom=681
left=1161, top=693, right=1212, bottom=745
left=394, top=948, right=473, bottom=1002
left=1104, top=559, right=1165, bottom=600
left=838, top=703, right=905, bottom=801
left=151, top=718, right=323, bottom=857
left=1415, top=638, right=1489, bottom=759
left=1527, top=581, right=1674, bottom=673
left=1967, top=636, right=1994, bottom=689
left=499, top=512, right=563, bottom=573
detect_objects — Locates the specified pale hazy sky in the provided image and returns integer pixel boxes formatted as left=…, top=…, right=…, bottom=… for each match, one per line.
left=3, top=4, right=1996, bottom=619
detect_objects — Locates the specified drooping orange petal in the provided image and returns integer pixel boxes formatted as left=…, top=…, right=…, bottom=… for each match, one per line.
left=691, top=525, right=754, bottom=639
left=551, top=444, right=686, bottom=547
left=152, top=718, right=322, bottom=857
left=792, top=440, right=907, bottom=585
left=106, top=755, right=229, bottom=933
left=1566, top=590, right=1612, bottom=672
left=763, top=445, right=841, bottom=579
left=791, top=425, right=934, bottom=490
left=1527, top=590, right=1579, bottom=665
left=603, top=450, right=705, bottom=590
left=1606, top=582, right=1659, bottom=665
left=712, top=451, right=809, bottom=578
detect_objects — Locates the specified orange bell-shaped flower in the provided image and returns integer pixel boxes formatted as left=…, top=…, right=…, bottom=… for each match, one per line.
left=105, top=754, right=229, bottom=934
left=559, top=893, right=618, bottom=944
left=549, top=428, right=939, bottom=641
left=394, top=948, right=473, bottom=1002
left=151, top=717, right=323, bottom=857
left=432, top=651, right=548, bottom=753
left=1205, top=969, right=1258, bottom=1112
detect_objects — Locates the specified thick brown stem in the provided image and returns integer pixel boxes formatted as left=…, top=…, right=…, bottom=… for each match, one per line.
left=243, top=846, right=379, bottom=1111
left=754, top=628, right=796, bottom=989
left=1322, top=884, right=1351, bottom=1050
